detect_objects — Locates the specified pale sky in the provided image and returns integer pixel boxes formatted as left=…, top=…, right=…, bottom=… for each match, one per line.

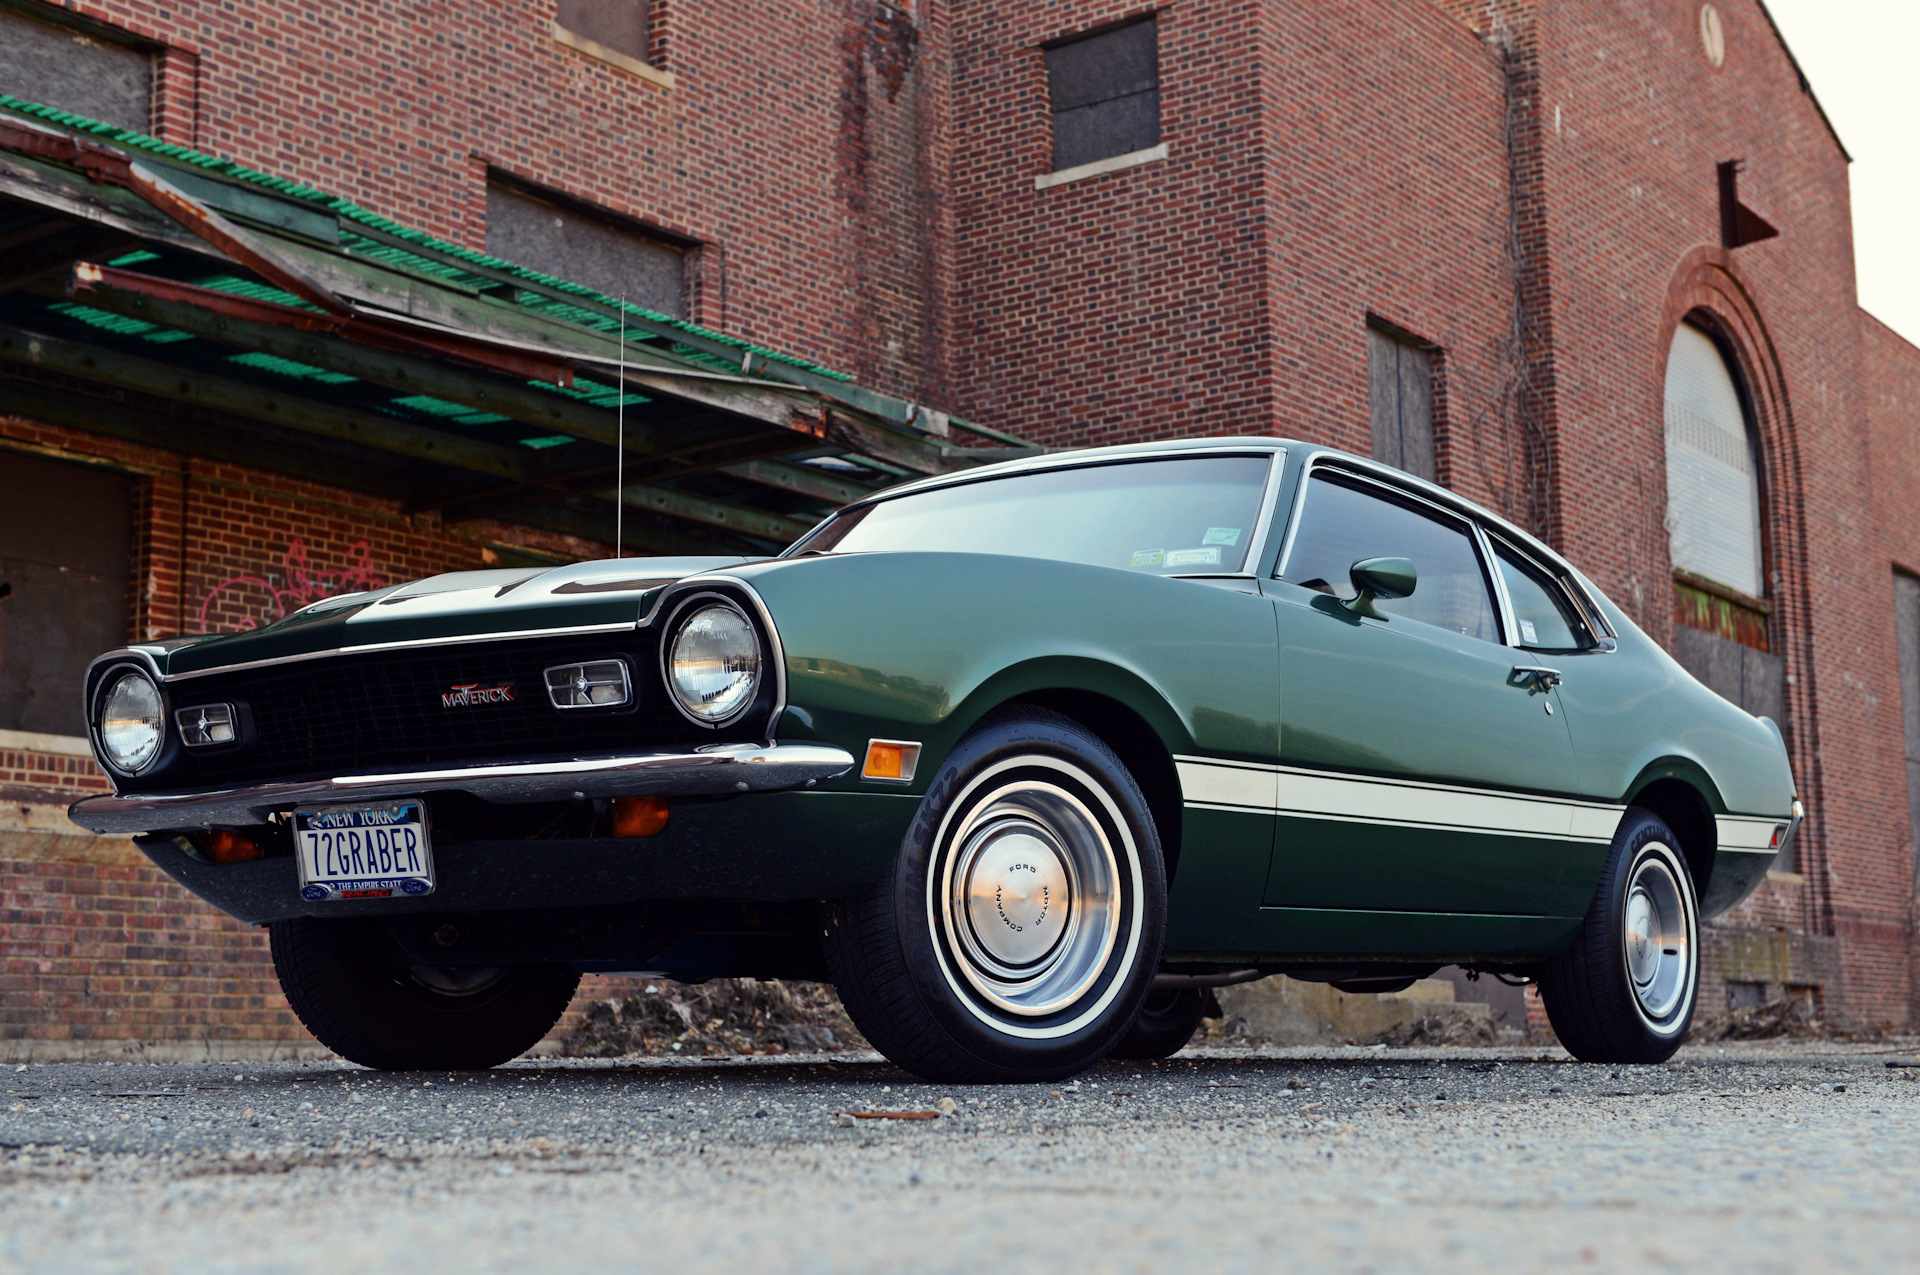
left=1761, top=0, right=1920, bottom=346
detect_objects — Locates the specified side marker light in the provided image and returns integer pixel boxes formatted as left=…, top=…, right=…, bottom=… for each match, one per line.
left=863, top=739, right=922, bottom=784
left=612, top=796, right=670, bottom=838
left=203, top=829, right=264, bottom=864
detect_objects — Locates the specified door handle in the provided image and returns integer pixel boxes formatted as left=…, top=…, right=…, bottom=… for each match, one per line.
left=1511, top=664, right=1562, bottom=690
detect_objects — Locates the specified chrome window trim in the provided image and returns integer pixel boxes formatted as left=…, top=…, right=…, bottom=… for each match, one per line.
left=1273, top=459, right=1502, bottom=635
left=785, top=445, right=1289, bottom=561
left=1275, top=452, right=1618, bottom=646
left=1239, top=449, right=1288, bottom=577
left=1276, top=457, right=1484, bottom=582
left=1474, top=522, right=1522, bottom=648
left=1482, top=529, right=1612, bottom=654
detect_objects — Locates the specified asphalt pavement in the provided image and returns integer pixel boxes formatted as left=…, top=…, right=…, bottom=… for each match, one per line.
left=2, top=1040, right=1917, bottom=1273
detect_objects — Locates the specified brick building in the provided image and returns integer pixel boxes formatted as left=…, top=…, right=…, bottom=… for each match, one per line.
left=1, top=0, right=1916, bottom=1055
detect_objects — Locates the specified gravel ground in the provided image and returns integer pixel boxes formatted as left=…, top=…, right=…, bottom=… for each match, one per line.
left=2, top=1039, right=1917, bottom=1273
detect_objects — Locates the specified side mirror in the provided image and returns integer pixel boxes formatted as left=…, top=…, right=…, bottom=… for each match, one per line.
left=1344, top=556, right=1417, bottom=615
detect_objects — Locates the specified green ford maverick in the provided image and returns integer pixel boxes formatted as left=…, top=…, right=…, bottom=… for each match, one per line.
left=71, top=439, right=1802, bottom=1081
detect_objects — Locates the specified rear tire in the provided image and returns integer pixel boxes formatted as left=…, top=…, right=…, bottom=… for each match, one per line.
left=824, top=709, right=1167, bottom=1084
left=1537, top=808, right=1700, bottom=1064
left=270, top=916, right=580, bottom=1070
left=1109, top=987, right=1207, bottom=1060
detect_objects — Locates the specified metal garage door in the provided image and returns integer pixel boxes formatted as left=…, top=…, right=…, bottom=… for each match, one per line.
left=0, top=451, right=131, bottom=737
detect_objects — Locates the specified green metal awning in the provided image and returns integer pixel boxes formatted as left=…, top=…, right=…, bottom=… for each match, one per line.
left=0, top=97, right=1037, bottom=556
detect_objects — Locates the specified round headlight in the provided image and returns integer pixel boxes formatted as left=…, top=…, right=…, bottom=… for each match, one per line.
left=99, top=669, right=164, bottom=773
left=667, top=602, right=762, bottom=724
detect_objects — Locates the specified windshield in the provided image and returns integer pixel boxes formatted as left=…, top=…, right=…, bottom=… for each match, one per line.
left=794, top=455, right=1274, bottom=575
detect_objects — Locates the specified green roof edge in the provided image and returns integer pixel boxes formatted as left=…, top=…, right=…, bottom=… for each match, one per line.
left=0, top=94, right=854, bottom=382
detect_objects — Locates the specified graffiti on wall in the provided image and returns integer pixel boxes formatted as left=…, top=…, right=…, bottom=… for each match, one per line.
left=197, top=539, right=386, bottom=632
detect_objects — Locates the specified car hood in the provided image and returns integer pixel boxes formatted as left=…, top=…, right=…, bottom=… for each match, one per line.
left=154, top=557, right=751, bottom=676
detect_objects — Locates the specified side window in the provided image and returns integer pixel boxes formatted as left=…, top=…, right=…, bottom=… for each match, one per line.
left=1281, top=472, right=1498, bottom=643
left=1493, top=543, right=1591, bottom=651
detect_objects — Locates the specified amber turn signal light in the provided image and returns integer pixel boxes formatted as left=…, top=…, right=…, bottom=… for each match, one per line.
left=862, top=739, right=922, bottom=783
left=611, top=796, right=670, bottom=838
left=202, top=828, right=264, bottom=864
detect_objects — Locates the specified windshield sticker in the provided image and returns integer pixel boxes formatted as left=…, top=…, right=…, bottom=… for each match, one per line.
left=1165, top=547, right=1222, bottom=568
left=1520, top=619, right=1539, bottom=644
left=1202, top=527, right=1242, bottom=547
left=1130, top=549, right=1165, bottom=567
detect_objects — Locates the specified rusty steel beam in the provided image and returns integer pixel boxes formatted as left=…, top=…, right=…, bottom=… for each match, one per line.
left=71, top=261, right=576, bottom=388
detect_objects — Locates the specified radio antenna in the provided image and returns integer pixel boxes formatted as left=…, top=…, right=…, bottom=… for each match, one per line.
left=615, top=297, right=626, bottom=559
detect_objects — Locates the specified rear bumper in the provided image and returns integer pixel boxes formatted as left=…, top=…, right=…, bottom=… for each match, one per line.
left=67, top=742, right=855, bottom=835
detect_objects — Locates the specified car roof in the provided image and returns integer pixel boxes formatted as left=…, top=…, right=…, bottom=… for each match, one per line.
left=811, top=435, right=1589, bottom=596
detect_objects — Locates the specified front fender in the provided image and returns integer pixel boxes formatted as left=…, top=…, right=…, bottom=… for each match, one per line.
left=735, top=552, right=1282, bottom=795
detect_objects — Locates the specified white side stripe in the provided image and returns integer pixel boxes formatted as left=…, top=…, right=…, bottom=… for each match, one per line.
left=1175, top=756, right=1615, bottom=843
left=1717, top=815, right=1784, bottom=854
left=1175, top=758, right=1277, bottom=812
left=1178, top=756, right=1789, bottom=855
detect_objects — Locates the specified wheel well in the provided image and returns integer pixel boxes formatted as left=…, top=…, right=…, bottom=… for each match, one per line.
left=1629, top=778, right=1716, bottom=895
left=1006, top=689, right=1184, bottom=883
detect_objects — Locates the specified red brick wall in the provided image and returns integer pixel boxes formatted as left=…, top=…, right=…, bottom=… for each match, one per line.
left=0, top=414, right=614, bottom=1056
left=54, top=0, right=952, bottom=407
left=6, top=0, right=1919, bottom=1036
left=948, top=0, right=1519, bottom=524
left=1864, top=312, right=1920, bottom=1024
left=1, top=846, right=304, bottom=1056
left=1520, top=0, right=1909, bottom=1024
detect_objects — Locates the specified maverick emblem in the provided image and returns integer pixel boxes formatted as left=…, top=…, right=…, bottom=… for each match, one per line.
left=441, top=682, right=515, bottom=708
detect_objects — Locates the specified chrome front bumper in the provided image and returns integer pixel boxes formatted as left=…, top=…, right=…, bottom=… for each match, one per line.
left=67, top=742, right=856, bottom=835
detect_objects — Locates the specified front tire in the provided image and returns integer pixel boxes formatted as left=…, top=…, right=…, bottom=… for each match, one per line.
left=824, top=709, right=1167, bottom=1083
left=1538, top=808, right=1700, bottom=1063
left=270, top=916, right=580, bottom=1070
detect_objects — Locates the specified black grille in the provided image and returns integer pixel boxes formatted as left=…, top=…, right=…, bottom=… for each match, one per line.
left=146, top=632, right=757, bottom=790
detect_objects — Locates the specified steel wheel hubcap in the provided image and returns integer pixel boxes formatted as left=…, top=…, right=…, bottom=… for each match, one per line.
left=940, top=779, right=1120, bottom=1018
left=1623, top=850, right=1690, bottom=1022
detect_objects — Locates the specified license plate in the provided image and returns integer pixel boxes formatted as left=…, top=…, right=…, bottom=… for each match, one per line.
left=293, top=800, right=435, bottom=902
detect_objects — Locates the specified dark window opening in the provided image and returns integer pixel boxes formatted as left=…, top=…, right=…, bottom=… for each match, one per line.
left=0, top=451, right=132, bottom=738
left=1045, top=17, right=1160, bottom=172
left=555, top=0, right=652, bottom=62
left=1896, top=571, right=1920, bottom=891
left=485, top=176, right=687, bottom=319
left=1367, top=324, right=1435, bottom=483
left=0, top=8, right=153, bottom=133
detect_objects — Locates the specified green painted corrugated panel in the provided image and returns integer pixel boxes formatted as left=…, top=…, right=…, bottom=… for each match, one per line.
left=387, top=394, right=511, bottom=426
left=527, top=376, right=648, bottom=410
left=0, top=94, right=856, bottom=382
left=47, top=301, right=194, bottom=343
left=225, top=351, right=358, bottom=384
left=190, top=273, right=325, bottom=312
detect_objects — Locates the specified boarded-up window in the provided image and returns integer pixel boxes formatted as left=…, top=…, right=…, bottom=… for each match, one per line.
left=1045, top=18, right=1160, bottom=172
left=554, top=0, right=650, bottom=61
left=1367, top=325, right=1435, bottom=483
left=1665, top=323, right=1763, bottom=598
left=0, top=9, right=151, bottom=133
left=0, top=452, right=131, bottom=738
left=485, top=180, right=686, bottom=319
left=1897, top=572, right=1920, bottom=889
